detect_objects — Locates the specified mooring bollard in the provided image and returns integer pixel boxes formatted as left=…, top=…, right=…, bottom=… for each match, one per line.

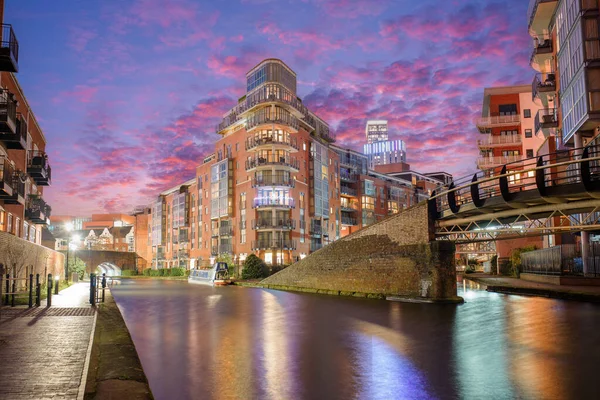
left=47, top=274, right=52, bottom=307
left=35, top=274, right=41, bottom=307
left=28, top=274, right=33, bottom=308
left=101, top=273, right=106, bottom=303
left=0, top=273, right=3, bottom=307
left=89, top=273, right=96, bottom=306
left=54, top=275, right=59, bottom=295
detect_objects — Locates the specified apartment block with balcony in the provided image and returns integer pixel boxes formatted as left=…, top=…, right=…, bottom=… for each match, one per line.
left=0, top=1, right=52, bottom=246
left=528, top=0, right=600, bottom=147
left=145, top=59, right=447, bottom=269
left=475, top=85, right=546, bottom=171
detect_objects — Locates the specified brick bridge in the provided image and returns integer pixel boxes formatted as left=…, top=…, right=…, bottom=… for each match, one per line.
left=59, top=250, right=139, bottom=276
left=262, top=202, right=460, bottom=303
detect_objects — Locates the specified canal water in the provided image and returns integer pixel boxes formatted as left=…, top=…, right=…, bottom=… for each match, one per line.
left=112, top=280, right=600, bottom=400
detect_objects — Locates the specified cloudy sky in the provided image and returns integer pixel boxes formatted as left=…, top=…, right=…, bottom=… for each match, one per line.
left=6, top=0, right=533, bottom=215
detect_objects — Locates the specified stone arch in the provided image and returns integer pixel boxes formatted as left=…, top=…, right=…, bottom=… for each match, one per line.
left=96, top=262, right=122, bottom=277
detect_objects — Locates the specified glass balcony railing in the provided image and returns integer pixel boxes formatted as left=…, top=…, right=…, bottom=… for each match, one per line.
left=252, top=197, right=295, bottom=209
left=340, top=186, right=357, bottom=196
left=477, top=134, right=522, bottom=148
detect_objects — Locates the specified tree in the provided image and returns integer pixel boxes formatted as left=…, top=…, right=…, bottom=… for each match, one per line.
left=68, top=256, right=87, bottom=280
left=241, top=254, right=268, bottom=280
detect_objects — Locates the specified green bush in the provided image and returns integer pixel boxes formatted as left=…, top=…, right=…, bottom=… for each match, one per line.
left=121, top=270, right=137, bottom=277
left=142, top=268, right=151, bottom=276
left=159, top=268, right=167, bottom=276
left=171, top=268, right=185, bottom=276
left=241, top=254, right=268, bottom=280
left=149, top=269, right=160, bottom=277
left=490, top=255, right=498, bottom=275
left=510, top=245, right=537, bottom=278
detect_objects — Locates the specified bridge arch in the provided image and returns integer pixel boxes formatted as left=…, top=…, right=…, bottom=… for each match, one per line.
left=96, top=262, right=122, bottom=276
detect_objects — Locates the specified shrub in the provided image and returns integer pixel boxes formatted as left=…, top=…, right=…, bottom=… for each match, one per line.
left=510, top=245, right=537, bottom=278
left=490, top=255, right=498, bottom=275
left=142, top=268, right=151, bottom=276
left=149, top=269, right=161, bottom=277
left=241, top=254, right=268, bottom=280
left=171, top=267, right=185, bottom=276
left=121, top=270, right=137, bottom=277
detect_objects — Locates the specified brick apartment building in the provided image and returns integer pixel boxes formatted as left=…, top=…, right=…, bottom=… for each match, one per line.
left=147, top=59, right=448, bottom=270
left=0, top=2, right=52, bottom=246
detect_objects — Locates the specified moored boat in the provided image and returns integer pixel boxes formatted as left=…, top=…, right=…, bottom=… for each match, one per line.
left=188, top=262, right=231, bottom=286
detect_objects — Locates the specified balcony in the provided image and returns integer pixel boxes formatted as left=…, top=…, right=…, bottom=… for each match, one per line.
left=211, top=245, right=219, bottom=256
left=340, top=171, right=358, bottom=182
left=177, top=249, right=189, bottom=259
left=0, top=156, right=14, bottom=197
left=310, top=223, right=324, bottom=236
left=25, top=195, right=51, bottom=225
left=0, top=24, right=19, bottom=72
left=530, top=34, right=553, bottom=72
left=245, top=155, right=299, bottom=171
left=219, top=225, right=233, bottom=236
left=340, top=185, right=357, bottom=197
left=246, top=135, right=299, bottom=152
left=477, top=134, right=522, bottom=149
left=476, top=155, right=523, bottom=170
left=252, top=219, right=296, bottom=230
left=310, top=241, right=323, bottom=252
left=246, top=107, right=300, bottom=132
left=341, top=204, right=358, bottom=213
left=341, top=216, right=358, bottom=226
left=535, top=108, right=559, bottom=138
left=532, top=72, right=556, bottom=105
left=0, top=90, right=17, bottom=138
left=252, top=175, right=295, bottom=188
left=528, top=0, right=558, bottom=35
left=0, top=170, right=25, bottom=205
left=475, top=114, right=521, bottom=132
left=252, top=239, right=296, bottom=251
left=27, top=151, right=51, bottom=186
left=252, top=197, right=295, bottom=209
left=178, top=228, right=189, bottom=243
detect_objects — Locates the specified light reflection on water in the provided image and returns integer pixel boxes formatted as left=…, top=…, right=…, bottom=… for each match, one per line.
left=112, top=280, right=600, bottom=400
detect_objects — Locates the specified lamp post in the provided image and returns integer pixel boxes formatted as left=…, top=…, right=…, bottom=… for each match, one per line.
left=65, top=223, right=73, bottom=282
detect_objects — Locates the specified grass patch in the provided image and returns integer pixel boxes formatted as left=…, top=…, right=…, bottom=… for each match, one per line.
left=3, top=280, right=74, bottom=306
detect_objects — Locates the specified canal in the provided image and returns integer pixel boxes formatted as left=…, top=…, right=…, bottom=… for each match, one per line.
left=112, top=280, right=600, bottom=400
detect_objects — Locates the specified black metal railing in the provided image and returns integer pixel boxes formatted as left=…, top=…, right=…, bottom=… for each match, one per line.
left=219, top=225, right=233, bottom=236
left=246, top=155, right=300, bottom=171
left=0, top=156, right=14, bottom=189
left=521, top=244, right=600, bottom=277
left=27, top=150, right=52, bottom=186
left=0, top=24, right=19, bottom=72
left=252, top=239, right=296, bottom=250
left=252, top=219, right=295, bottom=230
left=341, top=185, right=357, bottom=196
left=431, top=139, right=600, bottom=217
left=252, top=175, right=295, bottom=187
left=0, top=90, right=17, bottom=133
left=532, top=72, right=556, bottom=101
left=341, top=217, right=358, bottom=226
left=25, top=195, right=51, bottom=224
left=535, top=108, right=558, bottom=134
left=340, top=171, right=358, bottom=182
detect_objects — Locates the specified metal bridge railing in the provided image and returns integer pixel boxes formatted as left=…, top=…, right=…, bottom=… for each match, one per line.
left=431, top=137, right=600, bottom=217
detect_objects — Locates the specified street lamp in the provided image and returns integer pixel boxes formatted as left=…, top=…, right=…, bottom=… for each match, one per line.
left=65, top=223, right=73, bottom=282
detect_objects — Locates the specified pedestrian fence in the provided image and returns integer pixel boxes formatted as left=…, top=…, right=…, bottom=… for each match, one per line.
left=521, top=243, right=600, bottom=277
left=89, top=273, right=107, bottom=306
left=0, top=273, right=55, bottom=308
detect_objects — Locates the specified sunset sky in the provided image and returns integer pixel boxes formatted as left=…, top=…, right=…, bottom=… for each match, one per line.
left=6, top=0, right=533, bottom=215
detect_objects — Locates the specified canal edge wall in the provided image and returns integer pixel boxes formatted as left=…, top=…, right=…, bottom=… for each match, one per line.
left=84, top=290, right=153, bottom=399
left=261, top=202, right=463, bottom=303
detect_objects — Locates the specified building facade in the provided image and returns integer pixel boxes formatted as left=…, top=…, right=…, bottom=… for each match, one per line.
left=475, top=85, right=547, bottom=171
left=0, top=2, right=52, bottom=247
left=147, top=59, right=442, bottom=270
left=362, top=120, right=407, bottom=168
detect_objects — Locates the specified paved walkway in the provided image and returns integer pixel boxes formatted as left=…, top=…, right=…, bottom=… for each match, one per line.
left=0, top=282, right=95, bottom=400
left=464, top=273, right=600, bottom=302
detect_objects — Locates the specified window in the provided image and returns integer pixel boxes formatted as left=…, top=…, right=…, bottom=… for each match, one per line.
left=499, top=104, right=517, bottom=115
left=526, top=149, right=534, bottom=158
left=525, top=129, right=533, bottom=138
left=524, top=109, right=531, bottom=118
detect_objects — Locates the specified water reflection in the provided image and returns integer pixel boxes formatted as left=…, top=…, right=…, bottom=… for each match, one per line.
left=112, top=280, right=600, bottom=400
